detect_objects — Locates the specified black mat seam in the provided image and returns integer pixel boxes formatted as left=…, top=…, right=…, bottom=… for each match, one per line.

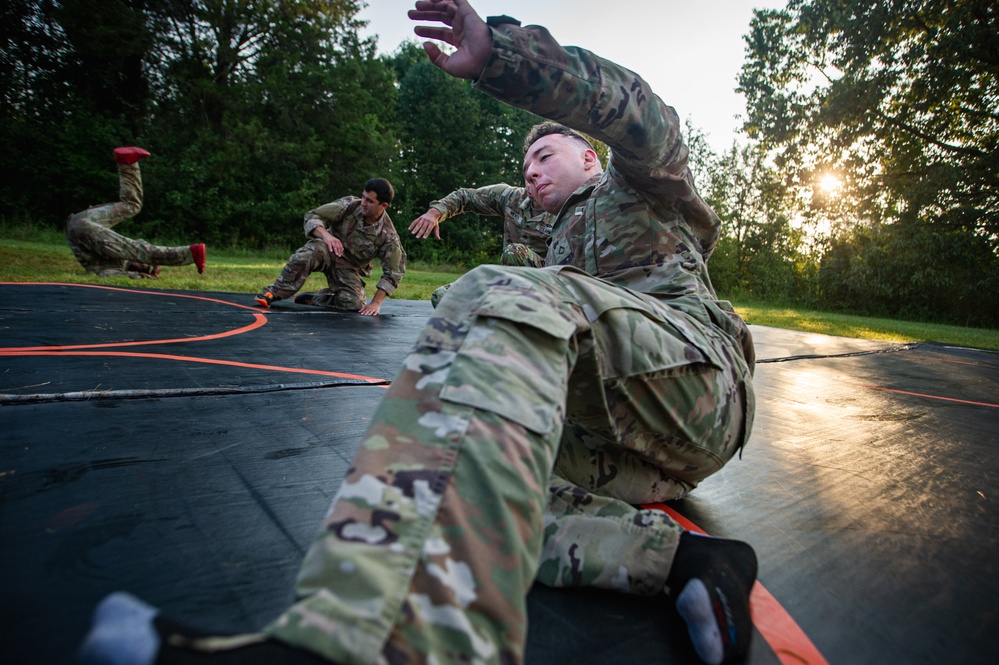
left=0, top=379, right=390, bottom=405
left=757, top=342, right=921, bottom=364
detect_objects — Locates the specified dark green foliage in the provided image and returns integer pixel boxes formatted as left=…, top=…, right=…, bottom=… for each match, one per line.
left=690, top=125, right=819, bottom=308
left=54, top=0, right=151, bottom=128
left=1, top=3, right=537, bottom=267
left=0, top=0, right=396, bottom=250
left=385, top=42, right=539, bottom=267
left=819, top=222, right=999, bottom=327
left=1, top=0, right=142, bottom=222
left=141, top=5, right=399, bottom=249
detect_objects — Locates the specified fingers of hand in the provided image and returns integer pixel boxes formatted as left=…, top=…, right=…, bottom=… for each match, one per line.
left=421, top=41, right=448, bottom=69
left=409, top=1, right=457, bottom=25
left=415, top=26, right=455, bottom=46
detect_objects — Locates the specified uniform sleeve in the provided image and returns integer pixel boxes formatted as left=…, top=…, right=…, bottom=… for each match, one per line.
left=303, top=197, right=354, bottom=238
left=429, top=184, right=519, bottom=222
left=375, top=226, right=407, bottom=296
left=472, top=23, right=720, bottom=253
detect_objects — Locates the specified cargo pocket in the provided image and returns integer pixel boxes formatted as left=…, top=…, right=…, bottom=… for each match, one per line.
left=581, top=290, right=727, bottom=383
left=439, top=286, right=577, bottom=435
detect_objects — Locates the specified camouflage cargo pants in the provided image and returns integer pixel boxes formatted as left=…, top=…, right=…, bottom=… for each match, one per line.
left=264, top=264, right=755, bottom=665
left=430, top=242, right=544, bottom=308
left=64, top=163, right=194, bottom=278
left=265, top=239, right=366, bottom=310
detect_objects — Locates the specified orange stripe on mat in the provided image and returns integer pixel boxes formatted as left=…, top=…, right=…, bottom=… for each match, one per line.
left=0, top=314, right=268, bottom=353
left=1, top=284, right=390, bottom=386
left=0, top=282, right=268, bottom=352
left=861, top=385, right=998, bottom=408
left=2, top=281, right=262, bottom=311
left=0, top=350, right=389, bottom=385
left=642, top=502, right=829, bottom=665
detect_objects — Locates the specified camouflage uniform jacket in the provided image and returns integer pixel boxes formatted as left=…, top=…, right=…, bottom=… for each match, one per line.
left=429, top=183, right=551, bottom=259
left=475, top=23, right=726, bottom=305
left=303, top=196, right=406, bottom=296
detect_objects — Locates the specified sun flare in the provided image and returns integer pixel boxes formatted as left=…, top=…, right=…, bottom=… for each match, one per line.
left=818, top=173, right=842, bottom=196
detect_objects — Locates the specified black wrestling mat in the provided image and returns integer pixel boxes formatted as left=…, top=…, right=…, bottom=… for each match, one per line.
left=2, top=282, right=997, bottom=665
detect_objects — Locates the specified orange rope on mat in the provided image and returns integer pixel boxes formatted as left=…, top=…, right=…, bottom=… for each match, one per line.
left=642, top=502, right=830, bottom=665
left=0, top=349, right=389, bottom=384
left=0, top=282, right=391, bottom=388
left=860, top=385, right=999, bottom=408
left=1, top=282, right=262, bottom=311
left=0, top=283, right=266, bottom=353
left=0, top=315, right=268, bottom=353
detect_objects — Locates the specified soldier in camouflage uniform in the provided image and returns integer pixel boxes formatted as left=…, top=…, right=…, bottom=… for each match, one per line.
left=411, top=181, right=551, bottom=267
left=410, top=181, right=551, bottom=307
left=254, top=178, right=406, bottom=316
left=79, top=3, right=758, bottom=665
left=65, top=147, right=206, bottom=279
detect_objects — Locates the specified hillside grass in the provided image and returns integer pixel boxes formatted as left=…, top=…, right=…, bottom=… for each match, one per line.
left=3, top=228, right=997, bottom=351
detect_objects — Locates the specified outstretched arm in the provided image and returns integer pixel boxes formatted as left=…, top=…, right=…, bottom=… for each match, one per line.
left=414, top=2, right=720, bottom=248
left=410, top=184, right=520, bottom=239
left=409, top=0, right=491, bottom=80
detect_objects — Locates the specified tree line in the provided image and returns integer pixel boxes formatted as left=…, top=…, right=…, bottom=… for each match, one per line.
left=2, top=0, right=996, bottom=327
left=730, top=0, right=998, bottom=327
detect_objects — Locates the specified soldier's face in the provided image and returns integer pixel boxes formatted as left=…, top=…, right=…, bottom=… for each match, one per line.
left=360, top=190, right=388, bottom=222
left=523, top=134, right=597, bottom=214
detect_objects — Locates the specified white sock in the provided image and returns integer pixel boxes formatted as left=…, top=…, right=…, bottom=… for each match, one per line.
left=675, top=578, right=724, bottom=665
left=78, top=592, right=160, bottom=665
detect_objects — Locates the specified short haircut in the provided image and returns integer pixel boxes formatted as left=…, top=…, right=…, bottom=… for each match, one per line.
left=364, top=178, right=394, bottom=205
left=523, top=122, right=595, bottom=155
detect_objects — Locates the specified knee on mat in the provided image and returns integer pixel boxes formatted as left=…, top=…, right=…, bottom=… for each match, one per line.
left=333, top=291, right=366, bottom=311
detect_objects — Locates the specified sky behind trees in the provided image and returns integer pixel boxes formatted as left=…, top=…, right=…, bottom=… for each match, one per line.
left=359, top=0, right=785, bottom=152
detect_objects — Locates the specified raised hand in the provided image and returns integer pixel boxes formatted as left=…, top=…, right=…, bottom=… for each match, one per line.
left=409, top=209, right=443, bottom=240
left=409, top=0, right=491, bottom=80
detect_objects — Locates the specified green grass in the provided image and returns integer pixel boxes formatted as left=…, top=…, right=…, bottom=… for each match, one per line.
left=733, top=301, right=999, bottom=351
left=3, top=228, right=997, bottom=350
left=0, top=231, right=460, bottom=302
